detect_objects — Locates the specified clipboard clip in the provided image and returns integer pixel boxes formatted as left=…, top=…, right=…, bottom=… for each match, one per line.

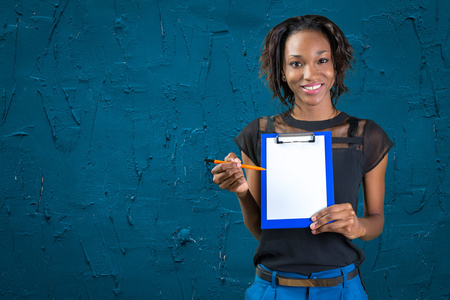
left=276, top=133, right=315, bottom=144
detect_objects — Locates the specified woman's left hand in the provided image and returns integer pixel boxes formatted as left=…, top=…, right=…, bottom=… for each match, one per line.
left=310, top=203, right=366, bottom=240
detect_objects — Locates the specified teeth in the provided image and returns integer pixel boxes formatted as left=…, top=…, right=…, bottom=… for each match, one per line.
left=304, top=84, right=321, bottom=90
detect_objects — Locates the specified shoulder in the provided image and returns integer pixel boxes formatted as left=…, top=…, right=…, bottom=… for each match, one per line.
left=236, top=116, right=269, bottom=141
left=235, top=115, right=280, bottom=167
left=361, top=119, right=390, bottom=141
left=347, top=116, right=394, bottom=173
left=242, top=112, right=288, bottom=133
left=340, top=113, right=387, bottom=138
left=240, top=117, right=263, bottom=134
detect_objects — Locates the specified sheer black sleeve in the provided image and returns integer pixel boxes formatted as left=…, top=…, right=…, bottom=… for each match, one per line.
left=234, top=118, right=260, bottom=166
left=362, top=120, right=394, bottom=174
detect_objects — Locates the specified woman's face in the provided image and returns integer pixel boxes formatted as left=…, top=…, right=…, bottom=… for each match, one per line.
left=283, top=30, right=335, bottom=109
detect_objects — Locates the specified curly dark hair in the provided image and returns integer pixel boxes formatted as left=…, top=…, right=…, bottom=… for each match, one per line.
left=260, top=15, right=354, bottom=108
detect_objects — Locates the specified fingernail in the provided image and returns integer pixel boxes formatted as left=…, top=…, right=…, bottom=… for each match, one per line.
left=310, top=223, right=315, bottom=229
left=311, top=216, right=316, bottom=222
left=312, top=230, right=316, bottom=234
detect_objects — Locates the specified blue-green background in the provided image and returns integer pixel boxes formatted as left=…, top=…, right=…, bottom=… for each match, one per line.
left=1, top=0, right=449, bottom=299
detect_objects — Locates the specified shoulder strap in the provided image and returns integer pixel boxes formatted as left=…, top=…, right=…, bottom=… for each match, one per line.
left=266, top=115, right=275, bottom=133
left=348, top=117, right=359, bottom=137
left=347, top=117, right=359, bottom=148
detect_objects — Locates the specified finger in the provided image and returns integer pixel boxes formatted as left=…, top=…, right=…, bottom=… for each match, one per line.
left=224, top=152, right=239, bottom=162
left=218, top=171, right=246, bottom=190
left=312, top=219, right=347, bottom=234
left=312, top=219, right=356, bottom=236
left=311, top=207, right=355, bottom=230
left=211, top=163, right=244, bottom=185
left=311, top=210, right=349, bottom=228
left=310, top=213, right=333, bottom=230
left=211, top=161, right=240, bottom=175
left=221, top=176, right=246, bottom=192
left=211, top=168, right=244, bottom=185
left=225, top=153, right=243, bottom=164
left=311, top=203, right=352, bottom=222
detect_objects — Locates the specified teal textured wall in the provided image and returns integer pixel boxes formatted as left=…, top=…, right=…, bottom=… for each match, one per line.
left=1, top=0, right=449, bottom=299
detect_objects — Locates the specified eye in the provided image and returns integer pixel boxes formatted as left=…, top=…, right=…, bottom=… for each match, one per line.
left=289, top=61, right=303, bottom=68
left=318, top=58, right=329, bottom=64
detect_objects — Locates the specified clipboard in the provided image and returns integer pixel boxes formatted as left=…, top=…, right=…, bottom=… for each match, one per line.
left=261, top=132, right=334, bottom=229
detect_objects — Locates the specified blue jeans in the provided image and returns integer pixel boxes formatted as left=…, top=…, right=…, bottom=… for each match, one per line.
left=245, top=264, right=368, bottom=300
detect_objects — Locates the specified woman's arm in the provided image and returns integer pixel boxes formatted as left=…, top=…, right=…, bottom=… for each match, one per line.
left=239, top=152, right=262, bottom=240
left=358, top=154, right=388, bottom=240
left=310, top=154, right=388, bottom=241
left=211, top=152, right=262, bottom=240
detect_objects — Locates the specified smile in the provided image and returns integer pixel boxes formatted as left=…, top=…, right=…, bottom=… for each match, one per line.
left=301, top=83, right=323, bottom=95
left=303, top=84, right=322, bottom=90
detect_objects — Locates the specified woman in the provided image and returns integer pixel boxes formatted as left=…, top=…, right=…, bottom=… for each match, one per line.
left=211, top=15, right=393, bottom=299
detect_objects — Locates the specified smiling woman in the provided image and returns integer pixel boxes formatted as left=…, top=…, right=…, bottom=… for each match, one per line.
left=209, top=15, right=394, bottom=300
left=282, top=30, right=336, bottom=120
left=260, top=15, right=354, bottom=109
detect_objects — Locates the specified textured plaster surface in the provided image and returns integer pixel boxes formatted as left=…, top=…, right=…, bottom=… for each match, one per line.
left=0, top=0, right=449, bottom=299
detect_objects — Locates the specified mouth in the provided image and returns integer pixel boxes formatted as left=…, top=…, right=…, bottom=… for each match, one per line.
left=301, top=83, right=323, bottom=94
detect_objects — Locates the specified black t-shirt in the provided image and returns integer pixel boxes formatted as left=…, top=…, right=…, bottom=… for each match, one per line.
left=234, top=111, right=394, bottom=275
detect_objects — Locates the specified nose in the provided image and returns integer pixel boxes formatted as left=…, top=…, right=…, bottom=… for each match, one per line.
left=303, top=63, right=319, bottom=80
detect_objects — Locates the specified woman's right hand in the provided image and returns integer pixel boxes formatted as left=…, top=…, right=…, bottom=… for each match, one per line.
left=211, top=153, right=249, bottom=195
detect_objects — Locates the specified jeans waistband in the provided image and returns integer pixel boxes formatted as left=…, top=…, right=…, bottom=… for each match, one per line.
left=256, top=264, right=359, bottom=288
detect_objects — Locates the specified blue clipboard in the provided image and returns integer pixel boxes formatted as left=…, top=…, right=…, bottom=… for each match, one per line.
left=261, top=132, right=334, bottom=229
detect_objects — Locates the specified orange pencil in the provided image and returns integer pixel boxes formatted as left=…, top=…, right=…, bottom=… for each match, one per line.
left=204, top=159, right=266, bottom=171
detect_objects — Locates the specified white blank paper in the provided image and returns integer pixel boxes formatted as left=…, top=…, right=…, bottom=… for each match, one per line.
left=265, top=135, right=328, bottom=220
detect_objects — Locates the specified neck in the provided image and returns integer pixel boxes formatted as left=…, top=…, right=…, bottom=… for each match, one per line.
left=291, top=104, right=338, bottom=121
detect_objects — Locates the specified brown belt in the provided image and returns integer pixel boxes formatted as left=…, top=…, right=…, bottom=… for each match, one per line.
left=255, top=265, right=359, bottom=287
